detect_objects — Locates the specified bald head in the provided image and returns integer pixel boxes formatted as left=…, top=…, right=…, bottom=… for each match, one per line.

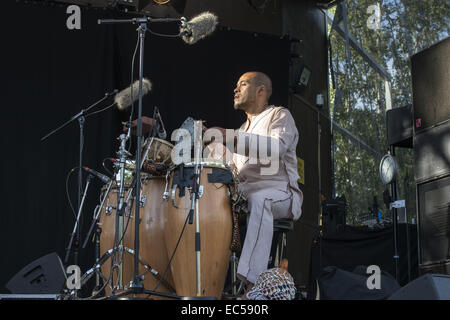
left=248, top=71, right=272, bottom=102
left=233, top=71, right=273, bottom=115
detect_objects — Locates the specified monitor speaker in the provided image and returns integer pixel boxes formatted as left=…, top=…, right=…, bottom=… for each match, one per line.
left=388, top=274, right=450, bottom=300
left=411, top=37, right=450, bottom=132
left=386, top=105, right=413, bottom=148
left=5, top=252, right=67, bottom=294
left=413, top=121, right=450, bottom=183
left=416, top=175, right=450, bottom=266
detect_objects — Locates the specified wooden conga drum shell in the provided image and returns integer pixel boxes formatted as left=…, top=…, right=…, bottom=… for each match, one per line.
left=129, top=178, right=175, bottom=297
left=98, top=178, right=175, bottom=299
left=165, top=166, right=232, bottom=299
left=98, top=187, right=130, bottom=296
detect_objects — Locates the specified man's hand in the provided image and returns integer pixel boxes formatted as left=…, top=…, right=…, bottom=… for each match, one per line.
left=203, top=126, right=228, bottom=146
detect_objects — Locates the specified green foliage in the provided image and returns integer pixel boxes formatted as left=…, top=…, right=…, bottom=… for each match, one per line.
left=329, top=0, right=449, bottom=224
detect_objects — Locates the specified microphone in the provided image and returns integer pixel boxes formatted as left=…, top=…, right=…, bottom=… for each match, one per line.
left=83, top=167, right=110, bottom=184
left=114, top=78, right=152, bottom=110
left=180, top=12, right=219, bottom=45
left=154, top=107, right=167, bottom=140
left=106, top=89, right=119, bottom=97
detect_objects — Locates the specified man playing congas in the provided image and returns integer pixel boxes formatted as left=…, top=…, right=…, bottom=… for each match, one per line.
left=204, top=71, right=303, bottom=295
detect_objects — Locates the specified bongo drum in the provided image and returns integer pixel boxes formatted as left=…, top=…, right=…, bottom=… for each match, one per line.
left=164, top=162, right=233, bottom=299
left=143, top=137, right=173, bottom=167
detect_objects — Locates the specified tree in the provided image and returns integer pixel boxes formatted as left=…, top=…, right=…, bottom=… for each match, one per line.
left=329, top=0, right=449, bottom=224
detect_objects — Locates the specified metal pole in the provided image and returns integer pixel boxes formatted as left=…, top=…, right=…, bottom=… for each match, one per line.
left=130, top=22, right=146, bottom=290
left=193, top=120, right=203, bottom=296
left=390, top=145, right=400, bottom=281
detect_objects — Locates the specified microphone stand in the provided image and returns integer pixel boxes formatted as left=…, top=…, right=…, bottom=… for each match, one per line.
left=65, top=173, right=94, bottom=265
left=191, top=120, right=203, bottom=297
left=41, top=90, right=117, bottom=268
left=389, top=145, right=400, bottom=281
left=98, top=16, right=181, bottom=300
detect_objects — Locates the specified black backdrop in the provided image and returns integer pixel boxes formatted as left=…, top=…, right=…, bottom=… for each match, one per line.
left=0, top=1, right=290, bottom=294
left=307, top=224, right=419, bottom=299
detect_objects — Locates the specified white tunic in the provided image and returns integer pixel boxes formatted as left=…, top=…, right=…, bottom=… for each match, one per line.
left=233, top=105, right=304, bottom=283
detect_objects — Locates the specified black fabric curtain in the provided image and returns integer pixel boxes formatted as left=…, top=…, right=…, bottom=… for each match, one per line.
left=307, top=224, right=419, bottom=299
left=0, top=1, right=290, bottom=294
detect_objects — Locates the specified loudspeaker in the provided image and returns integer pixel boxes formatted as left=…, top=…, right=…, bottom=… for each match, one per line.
left=420, top=260, right=450, bottom=276
left=416, top=175, right=450, bottom=265
left=411, top=37, right=450, bottom=132
left=413, top=120, right=450, bottom=183
left=317, top=266, right=400, bottom=300
left=389, top=274, right=450, bottom=300
left=321, top=196, right=347, bottom=235
left=6, top=253, right=67, bottom=294
left=386, top=105, right=413, bottom=148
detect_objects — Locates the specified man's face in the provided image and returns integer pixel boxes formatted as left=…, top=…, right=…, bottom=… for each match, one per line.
left=233, top=73, right=257, bottom=111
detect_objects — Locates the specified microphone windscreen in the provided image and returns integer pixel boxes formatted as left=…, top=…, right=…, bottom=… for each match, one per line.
left=115, top=78, right=152, bottom=110
left=181, top=12, right=218, bottom=45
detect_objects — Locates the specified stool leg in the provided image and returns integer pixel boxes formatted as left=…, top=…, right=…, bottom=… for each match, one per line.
left=279, top=232, right=287, bottom=267
left=269, top=231, right=280, bottom=268
left=274, top=231, right=288, bottom=268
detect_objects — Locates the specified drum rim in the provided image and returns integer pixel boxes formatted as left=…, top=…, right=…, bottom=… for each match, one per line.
left=168, top=161, right=231, bottom=171
left=144, top=137, right=174, bottom=148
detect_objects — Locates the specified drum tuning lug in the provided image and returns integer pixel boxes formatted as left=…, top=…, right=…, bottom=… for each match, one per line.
left=105, top=205, right=115, bottom=216
left=163, top=191, right=169, bottom=201
left=171, top=184, right=179, bottom=208
left=198, top=185, right=204, bottom=198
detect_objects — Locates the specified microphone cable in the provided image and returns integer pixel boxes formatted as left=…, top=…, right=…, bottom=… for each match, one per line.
left=146, top=27, right=181, bottom=38
left=65, top=166, right=81, bottom=221
left=84, top=101, right=117, bottom=118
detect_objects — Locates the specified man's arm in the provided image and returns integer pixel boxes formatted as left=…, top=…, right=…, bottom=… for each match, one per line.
left=203, top=109, right=297, bottom=160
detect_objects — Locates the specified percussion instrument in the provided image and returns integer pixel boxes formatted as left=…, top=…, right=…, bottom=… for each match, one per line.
left=164, top=161, right=234, bottom=299
left=98, top=175, right=176, bottom=298
left=143, top=137, right=173, bottom=167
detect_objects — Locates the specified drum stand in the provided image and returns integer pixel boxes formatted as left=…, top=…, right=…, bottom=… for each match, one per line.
left=189, top=120, right=204, bottom=297
left=81, top=177, right=115, bottom=294
left=95, top=16, right=184, bottom=300
left=79, top=130, right=178, bottom=298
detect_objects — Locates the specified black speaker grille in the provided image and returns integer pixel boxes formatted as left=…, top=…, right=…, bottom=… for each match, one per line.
left=417, top=175, right=450, bottom=265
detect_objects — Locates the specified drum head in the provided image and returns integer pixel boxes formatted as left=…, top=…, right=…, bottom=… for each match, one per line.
left=144, top=138, right=173, bottom=166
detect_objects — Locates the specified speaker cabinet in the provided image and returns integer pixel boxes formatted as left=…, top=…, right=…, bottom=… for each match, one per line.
left=388, top=274, right=450, bottom=300
left=411, top=37, right=450, bottom=132
left=417, top=175, right=450, bottom=266
left=386, top=105, right=413, bottom=148
left=414, top=120, right=450, bottom=183
left=420, top=260, right=450, bottom=276
left=6, top=253, right=67, bottom=294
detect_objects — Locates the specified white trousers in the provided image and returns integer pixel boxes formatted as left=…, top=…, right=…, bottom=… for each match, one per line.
left=237, top=188, right=293, bottom=284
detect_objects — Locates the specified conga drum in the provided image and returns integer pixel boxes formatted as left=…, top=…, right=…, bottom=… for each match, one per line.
left=98, top=173, right=175, bottom=299
left=164, top=161, right=233, bottom=299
